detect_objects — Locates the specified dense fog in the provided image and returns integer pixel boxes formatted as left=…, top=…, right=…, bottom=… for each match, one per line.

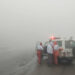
left=0, top=0, right=75, bottom=52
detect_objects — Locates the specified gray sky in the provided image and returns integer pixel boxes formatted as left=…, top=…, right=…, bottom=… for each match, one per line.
left=0, top=0, right=75, bottom=50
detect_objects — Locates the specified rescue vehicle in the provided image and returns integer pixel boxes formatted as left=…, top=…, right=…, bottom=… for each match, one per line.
left=42, top=36, right=75, bottom=64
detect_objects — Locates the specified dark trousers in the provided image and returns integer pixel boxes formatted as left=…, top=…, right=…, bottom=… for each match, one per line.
left=48, top=53, right=53, bottom=65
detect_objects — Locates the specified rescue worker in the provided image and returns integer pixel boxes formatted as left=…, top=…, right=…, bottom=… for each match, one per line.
left=49, top=40, right=54, bottom=48
left=47, top=40, right=53, bottom=66
left=53, top=41, right=59, bottom=65
left=37, top=42, right=43, bottom=64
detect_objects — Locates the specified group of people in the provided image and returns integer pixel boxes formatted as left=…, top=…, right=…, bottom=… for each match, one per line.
left=36, top=40, right=60, bottom=66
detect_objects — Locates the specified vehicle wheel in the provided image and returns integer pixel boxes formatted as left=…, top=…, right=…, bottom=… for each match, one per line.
left=58, top=57, right=61, bottom=64
left=68, top=60, right=73, bottom=64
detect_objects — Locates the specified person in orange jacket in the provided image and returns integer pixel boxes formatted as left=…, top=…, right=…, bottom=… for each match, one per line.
left=37, top=42, right=43, bottom=64
left=53, top=41, right=59, bottom=65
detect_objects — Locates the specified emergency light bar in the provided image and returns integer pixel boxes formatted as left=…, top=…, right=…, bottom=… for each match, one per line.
left=50, top=36, right=60, bottom=40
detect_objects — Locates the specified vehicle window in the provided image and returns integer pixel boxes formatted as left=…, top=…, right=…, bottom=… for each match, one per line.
left=57, top=41, right=62, bottom=47
left=71, top=41, right=75, bottom=47
left=65, top=41, right=72, bottom=48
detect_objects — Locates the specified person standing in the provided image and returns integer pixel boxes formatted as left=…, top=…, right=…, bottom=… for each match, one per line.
left=37, top=42, right=43, bottom=64
left=54, top=41, right=59, bottom=65
left=47, top=41, right=53, bottom=66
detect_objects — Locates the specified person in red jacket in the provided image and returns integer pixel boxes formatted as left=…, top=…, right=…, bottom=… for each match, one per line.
left=37, top=42, right=43, bottom=64
left=53, top=41, right=59, bottom=65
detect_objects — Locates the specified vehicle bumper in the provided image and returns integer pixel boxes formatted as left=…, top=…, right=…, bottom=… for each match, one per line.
left=58, top=57, right=74, bottom=63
